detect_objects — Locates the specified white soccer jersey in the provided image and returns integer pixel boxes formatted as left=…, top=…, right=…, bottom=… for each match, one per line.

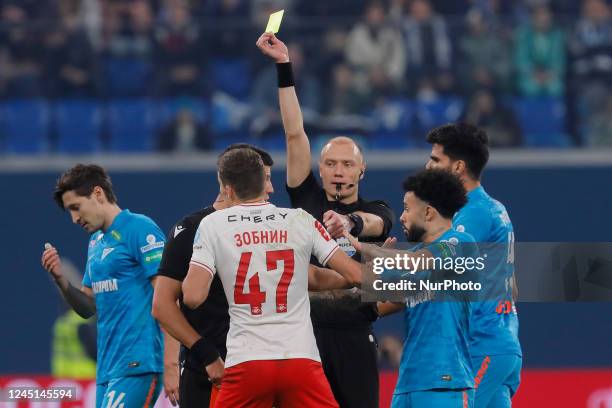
left=190, top=202, right=340, bottom=368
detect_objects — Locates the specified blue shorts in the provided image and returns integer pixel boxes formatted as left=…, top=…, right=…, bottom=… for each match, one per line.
left=96, top=372, right=162, bottom=408
left=391, top=389, right=474, bottom=408
left=473, top=354, right=522, bottom=408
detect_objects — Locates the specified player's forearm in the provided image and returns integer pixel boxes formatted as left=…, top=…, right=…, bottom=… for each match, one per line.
left=162, top=327, right=181, bottom=368
left=55, top=277, right=96, bottom=318
left=308, top=266, right=353, bottom=291
left=353, top=211, right=385, bottom=238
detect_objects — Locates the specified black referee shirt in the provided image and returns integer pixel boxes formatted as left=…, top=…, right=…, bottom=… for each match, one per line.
left=287, top=171, right=394, bottom=328
left=156, top=206, right=229, bottom=365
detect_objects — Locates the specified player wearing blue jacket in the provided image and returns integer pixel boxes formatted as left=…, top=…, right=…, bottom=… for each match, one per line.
left=42, top=164, right=164, bottom=408
left=426, top=124, right=522, bottom=408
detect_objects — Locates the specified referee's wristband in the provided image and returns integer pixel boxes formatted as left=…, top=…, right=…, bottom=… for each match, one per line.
left=276, top=62, right=295, bottom=88
left=190, top=338, right=220, bottom=367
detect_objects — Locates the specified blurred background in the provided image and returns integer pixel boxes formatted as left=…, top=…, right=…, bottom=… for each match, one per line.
left=0, top=0, right=611, bottom=407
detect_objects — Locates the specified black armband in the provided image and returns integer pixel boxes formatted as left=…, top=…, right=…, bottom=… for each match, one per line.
left=348, top=213, right=364, bottom=237
left=190, top=338, right=220, bottom=367
left=276, top=62, right=295, bottom=88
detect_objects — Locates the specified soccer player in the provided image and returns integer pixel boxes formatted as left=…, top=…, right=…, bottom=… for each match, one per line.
left=425, top=123, right=522, bottom=407
left=152, top=144, right=276, bottom=407
left=182, top=148, right=364, bottom=407
left=41, top=164, right=164, bottom=408
left=256, top=32, right=394, bottom=408
left=350, top=169, right=476, bottom=408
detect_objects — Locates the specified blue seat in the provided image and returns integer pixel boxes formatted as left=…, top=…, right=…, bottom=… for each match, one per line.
left=415, top=97, right=464, bottom=133
left=369, top=99, right=415, bottom=149
left=103, top=58, right=153, bottom=97
left=210, top=58, right=250, bottom=99
left=158, top=98, right=209, bottom=128
left=2, top=100, right=50, bottom=153
left=512, top=98, right=570, bottom=147
left=55, top=100, right=102, bottom=153
left=108, top=100, right=156, bottom=152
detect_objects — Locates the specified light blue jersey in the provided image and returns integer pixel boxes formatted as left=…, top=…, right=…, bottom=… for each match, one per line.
left=394, top=229, right=476, bottom=395
left=82, top=209, right=164, bottom=384
left=453, top=186, right=522, bottom=358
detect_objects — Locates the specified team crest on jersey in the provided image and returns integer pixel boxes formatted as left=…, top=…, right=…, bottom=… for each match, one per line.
left=455, top=225, right=465, bottom=233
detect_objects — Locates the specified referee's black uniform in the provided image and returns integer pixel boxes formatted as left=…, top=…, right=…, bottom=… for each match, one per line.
left=287, top=171, right=394, bottom=408
left=156, top=206, right=228, bottom=408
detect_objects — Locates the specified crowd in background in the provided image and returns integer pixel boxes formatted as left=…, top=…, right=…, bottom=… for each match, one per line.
left=0, top=0, right=611, bottom=150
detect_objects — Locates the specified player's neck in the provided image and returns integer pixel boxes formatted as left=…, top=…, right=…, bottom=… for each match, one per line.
left=422, top=220, right=452, bottom=243
left=101, top=204, right=122, bottom=232
left=235, top=194, right=267, bottom=206
left=213, top=194, right=228, bottom=210
left=463, top=179, right=481, bottom=193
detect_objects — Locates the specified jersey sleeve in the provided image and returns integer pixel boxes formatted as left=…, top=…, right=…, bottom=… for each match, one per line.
left=359, top=200, right=395, bottom=239
left=453, top=204, right=492, bottom=242
left=190, top=218, right=216, bottom=277
left=307, top=212, right=340, bottom=266
left=156, top=219, right=196, bottom=282
left=133, top=220, right=166, bottom=279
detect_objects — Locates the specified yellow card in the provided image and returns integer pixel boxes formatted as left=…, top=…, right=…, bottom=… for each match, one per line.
left=265, top=10, right=284, bottom=34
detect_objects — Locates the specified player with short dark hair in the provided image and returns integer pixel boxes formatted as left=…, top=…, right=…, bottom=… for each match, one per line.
left=351, top=169, right=475, bottom=408
left=182, top=147, right=364, bottom=407
left=256, top=32, right=394, bottom=408
left=426, top=123, right=522, bottom=407
left=42, top=164, right=165, bottom=408
left=152, top=144, right=275, bottom=407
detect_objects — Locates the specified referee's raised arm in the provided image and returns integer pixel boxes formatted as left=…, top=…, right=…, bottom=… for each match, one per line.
left=256, top=32, right=311, bottom=188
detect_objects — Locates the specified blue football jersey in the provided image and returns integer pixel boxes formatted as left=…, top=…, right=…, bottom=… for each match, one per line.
left=394, top=229, right=475, bottom=394
left=453, top=186, right=521, bottom=358
left=82, top=210, right=164, bottom=383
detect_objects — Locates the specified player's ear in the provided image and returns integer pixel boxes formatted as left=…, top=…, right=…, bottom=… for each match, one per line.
left=454, top=160, right=466, bottom=176
left=93, top=186, right=104, bottom=204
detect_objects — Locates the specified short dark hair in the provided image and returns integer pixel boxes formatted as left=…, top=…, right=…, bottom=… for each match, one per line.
left=426, top=123, right=489, bottom=180
left=218, top=148, right=265, bottom=200
left=53, top=164, right=117, bottom=209
left=220, top=143, right=274, bottom=166
left=402, top=169, right=467, bottom=219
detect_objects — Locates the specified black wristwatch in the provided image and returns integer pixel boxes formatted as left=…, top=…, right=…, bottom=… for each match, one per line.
left=348, top=213, right=364, bottom=237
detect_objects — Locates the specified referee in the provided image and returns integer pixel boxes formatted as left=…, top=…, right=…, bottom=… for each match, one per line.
left=151, top=144, right=275, bottom=407
left=257, top=32, right=395, bottom=408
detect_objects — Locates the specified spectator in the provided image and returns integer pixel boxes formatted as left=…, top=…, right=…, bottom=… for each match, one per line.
left=251, top=42, right=320, bottom=136
left=515, top=5, right=565, bottom=97
left=586, top=94, right=612, bottom=147
left=154, top=0, right=205, bottom=96
left=157, top=106, right=213, bottom=152
left=345, top=0, right=405, bottom=97
left=570, top=0, right=612, bottom=121
left=325, top=63, right=371, bottom=116
left=462, top=89, right=522, bottom=147
left=401, top=0, right=454, bottom=95
left=43, top=11, right=98, bottom=98
left=104, top=0, right=154, bottom=59
left=458, top=9, right=512, bottom=94
left=204, top=0, right=250, bottom=59
left=0, top=3, right=42, bottom=97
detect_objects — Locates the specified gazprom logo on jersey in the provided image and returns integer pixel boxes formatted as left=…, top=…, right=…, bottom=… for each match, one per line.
left=92, top=278, right=119, bottom=294
left=140, top=234, right=164, bottom=253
